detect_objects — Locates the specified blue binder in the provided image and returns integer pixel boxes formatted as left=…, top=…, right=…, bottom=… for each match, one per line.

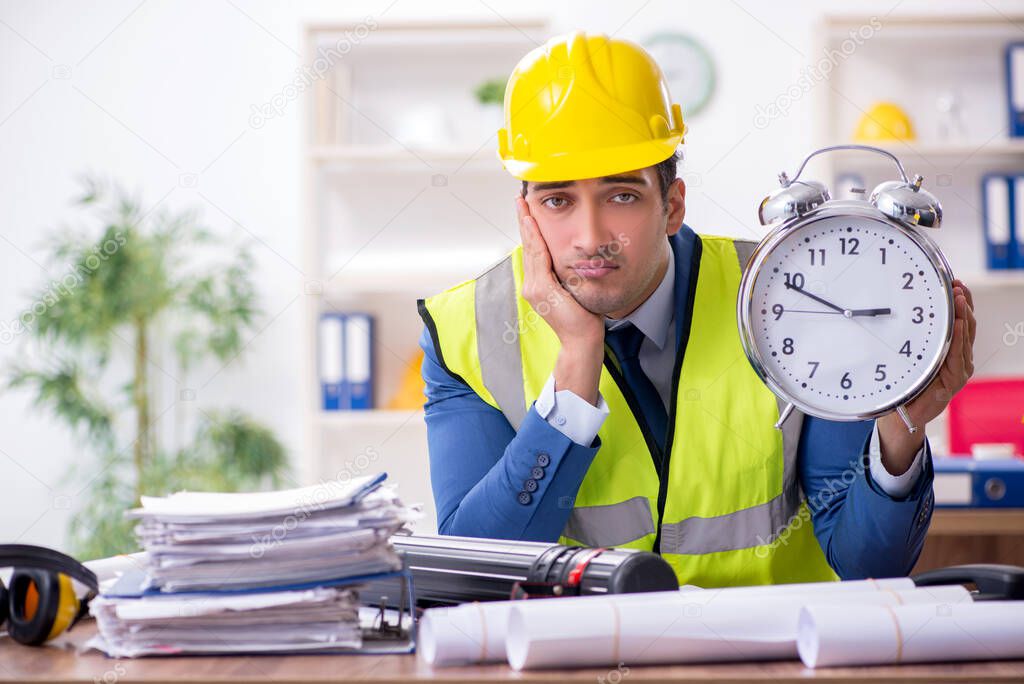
left=982, top=174, right=1016, bottom=270
left=933, top=458, right=1024, bottom=508
left=1015, top=177, right=1024, bottom=268
left=318, top=312, right=347, bottom=410
left=1007, top=42, right=1024, bottom=138
left=344, top=313, right=374, bottom=410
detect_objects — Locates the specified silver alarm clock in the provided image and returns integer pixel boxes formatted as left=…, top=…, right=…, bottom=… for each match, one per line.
left=737, top=145, right=955, bottom=434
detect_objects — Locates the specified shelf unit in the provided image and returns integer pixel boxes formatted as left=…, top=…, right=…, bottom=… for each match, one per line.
left=301, top=20, right=549, bottom=533
left=811, top=15, right=1024, bottom=275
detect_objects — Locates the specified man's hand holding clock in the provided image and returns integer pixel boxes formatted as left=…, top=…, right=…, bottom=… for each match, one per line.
left=876, top=278, right=976, bottom=475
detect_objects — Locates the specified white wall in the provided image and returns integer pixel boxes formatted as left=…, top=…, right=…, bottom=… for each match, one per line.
left=1, top=0, right=1019, bottom=555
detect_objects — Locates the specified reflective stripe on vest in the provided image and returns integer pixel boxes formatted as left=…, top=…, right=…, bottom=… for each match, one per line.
left=475, top=256, right=527, bottom=430
left=562, top=496, right=656, bottom=548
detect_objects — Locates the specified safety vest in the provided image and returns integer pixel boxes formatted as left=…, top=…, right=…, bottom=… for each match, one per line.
left=418, top=233, right=839, bottom=587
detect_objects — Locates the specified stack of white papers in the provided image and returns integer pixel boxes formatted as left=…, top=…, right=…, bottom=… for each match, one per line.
left=88, top=586, right=363, bottom=657
left=129, top=474, right=416, bottom=592
left=86, top=474, right=419, bottom=657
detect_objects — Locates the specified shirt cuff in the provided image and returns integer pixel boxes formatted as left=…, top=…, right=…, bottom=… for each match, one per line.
left=866, top=421, right=926, bottom=499
left=534, top=374, right=609, bottom=447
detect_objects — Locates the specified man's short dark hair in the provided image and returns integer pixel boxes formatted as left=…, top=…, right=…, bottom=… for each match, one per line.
left=652, top=150, right=682, bottom=207
left=520, top=150, right=681, bottom=212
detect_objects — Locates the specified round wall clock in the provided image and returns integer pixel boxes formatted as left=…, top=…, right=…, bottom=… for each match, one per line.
left=643, top=32, right=716, bottom=118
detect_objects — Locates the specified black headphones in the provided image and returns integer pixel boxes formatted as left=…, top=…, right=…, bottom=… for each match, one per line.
left=0, top=544, right=98, bottom=646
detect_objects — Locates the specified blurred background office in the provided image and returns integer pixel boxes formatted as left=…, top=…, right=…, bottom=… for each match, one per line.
left=1, top=0, right=1023, bottom=566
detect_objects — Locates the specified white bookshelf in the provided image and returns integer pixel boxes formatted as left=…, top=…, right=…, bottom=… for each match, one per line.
left=301, top=20, right=549, bottom=532
left=959, top=270, right=1024, bottom=290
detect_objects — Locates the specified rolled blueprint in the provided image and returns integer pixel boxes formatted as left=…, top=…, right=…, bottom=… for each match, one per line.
left=419, top=577, right=925, bottom=667
left=681, top=576, right=916, bottom=600
left=419, top=601, right=511, bottom=665
left=420, top=577, right=926, bottom=666
left=798, top=600, right=1024, bottom=668
left=504, top=585, right=971, bottom=670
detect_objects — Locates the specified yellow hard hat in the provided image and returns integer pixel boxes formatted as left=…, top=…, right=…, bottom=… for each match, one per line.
left=854, top=102, right=916, bottom=142
left=497, top=31, right=686, bottom=182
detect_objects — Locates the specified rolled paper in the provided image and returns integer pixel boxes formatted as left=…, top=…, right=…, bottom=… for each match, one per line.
left=798, top=600, right=1024, bottom=668
left=420, top=576, right=928, bottom=668
left=419, top=601, right=511, bottom=665
left=505, top=585, right=971, bottom=670
left=679, top=576, right=915, bottom=600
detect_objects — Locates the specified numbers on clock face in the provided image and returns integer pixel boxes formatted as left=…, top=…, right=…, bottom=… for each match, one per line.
left=749, top=215, right=950, bottom=416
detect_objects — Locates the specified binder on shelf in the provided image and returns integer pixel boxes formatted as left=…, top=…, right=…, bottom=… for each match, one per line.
left=345, top=313, right=374, bottom=410
left=318, top=311, right=374, bottom=410
left=318, top=313, right=347, bottom=410
left=1015, top=177, right=1024, bottom=268
left=933, top=458, right=1024, bottom=508
left=1007, top=42, right=1024, bottom=138
left=982, top=174, right=1016, bottom=270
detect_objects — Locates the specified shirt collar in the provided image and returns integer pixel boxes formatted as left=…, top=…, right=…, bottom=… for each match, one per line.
left=604, top=246, right=675, bottom=350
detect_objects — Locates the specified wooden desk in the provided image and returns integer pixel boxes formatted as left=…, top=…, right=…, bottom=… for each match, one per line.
left=913, top=509, right=1024, bottom=573
left=2, top=622, right=1022, bottom=684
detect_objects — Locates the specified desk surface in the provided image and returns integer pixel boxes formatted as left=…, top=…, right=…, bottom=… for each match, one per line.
left=3, top=622, right=1023, bottom=684
left=929, top=508, right=1024, bottom=535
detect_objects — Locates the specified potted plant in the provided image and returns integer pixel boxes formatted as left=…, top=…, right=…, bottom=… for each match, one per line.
left=7, top=178, right=288, bottom=558
left=472, top=76, right=507, bottom=142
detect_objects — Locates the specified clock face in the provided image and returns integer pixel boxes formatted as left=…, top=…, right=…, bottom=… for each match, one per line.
left=744, top=213, right=952, bottom=419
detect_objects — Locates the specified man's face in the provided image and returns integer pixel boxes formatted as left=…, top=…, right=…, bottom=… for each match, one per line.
left=524, top=167, right=686, bottom=319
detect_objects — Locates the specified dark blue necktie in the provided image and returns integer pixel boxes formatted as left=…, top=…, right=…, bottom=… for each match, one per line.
left=605, top=323, right=668, bottom=453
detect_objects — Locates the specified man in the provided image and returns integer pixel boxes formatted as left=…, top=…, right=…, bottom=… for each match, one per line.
left=416, top=32, right=976, bottom=587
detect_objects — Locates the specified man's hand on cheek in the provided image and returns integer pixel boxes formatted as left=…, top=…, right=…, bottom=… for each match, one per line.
left=516, top=195, right=604, bottom=406
left=516, top=195, right=604, bottom=343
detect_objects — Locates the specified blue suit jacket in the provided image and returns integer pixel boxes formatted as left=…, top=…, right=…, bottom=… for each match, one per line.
left=418, top=225, right=935, bottom=579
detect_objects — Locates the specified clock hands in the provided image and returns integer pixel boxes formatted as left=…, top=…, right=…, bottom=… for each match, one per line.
left=782, top=281, right=845, bottom=313
left=783, top=282, right=892, bottom=318
left=774, top=306, right=891, bottom=317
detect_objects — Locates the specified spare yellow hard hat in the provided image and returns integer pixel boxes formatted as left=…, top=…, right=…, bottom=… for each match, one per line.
left=497, top=31, right=686, bottom=182
left=854, top=102, right=916, bottom=142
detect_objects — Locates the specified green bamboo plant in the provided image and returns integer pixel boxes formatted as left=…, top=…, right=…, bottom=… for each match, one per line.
left=8, top=178, right=288, bottom=558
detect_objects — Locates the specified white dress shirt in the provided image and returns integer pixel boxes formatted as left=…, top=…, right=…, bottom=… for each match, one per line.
left=534, top=246, right=925, bottom=496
